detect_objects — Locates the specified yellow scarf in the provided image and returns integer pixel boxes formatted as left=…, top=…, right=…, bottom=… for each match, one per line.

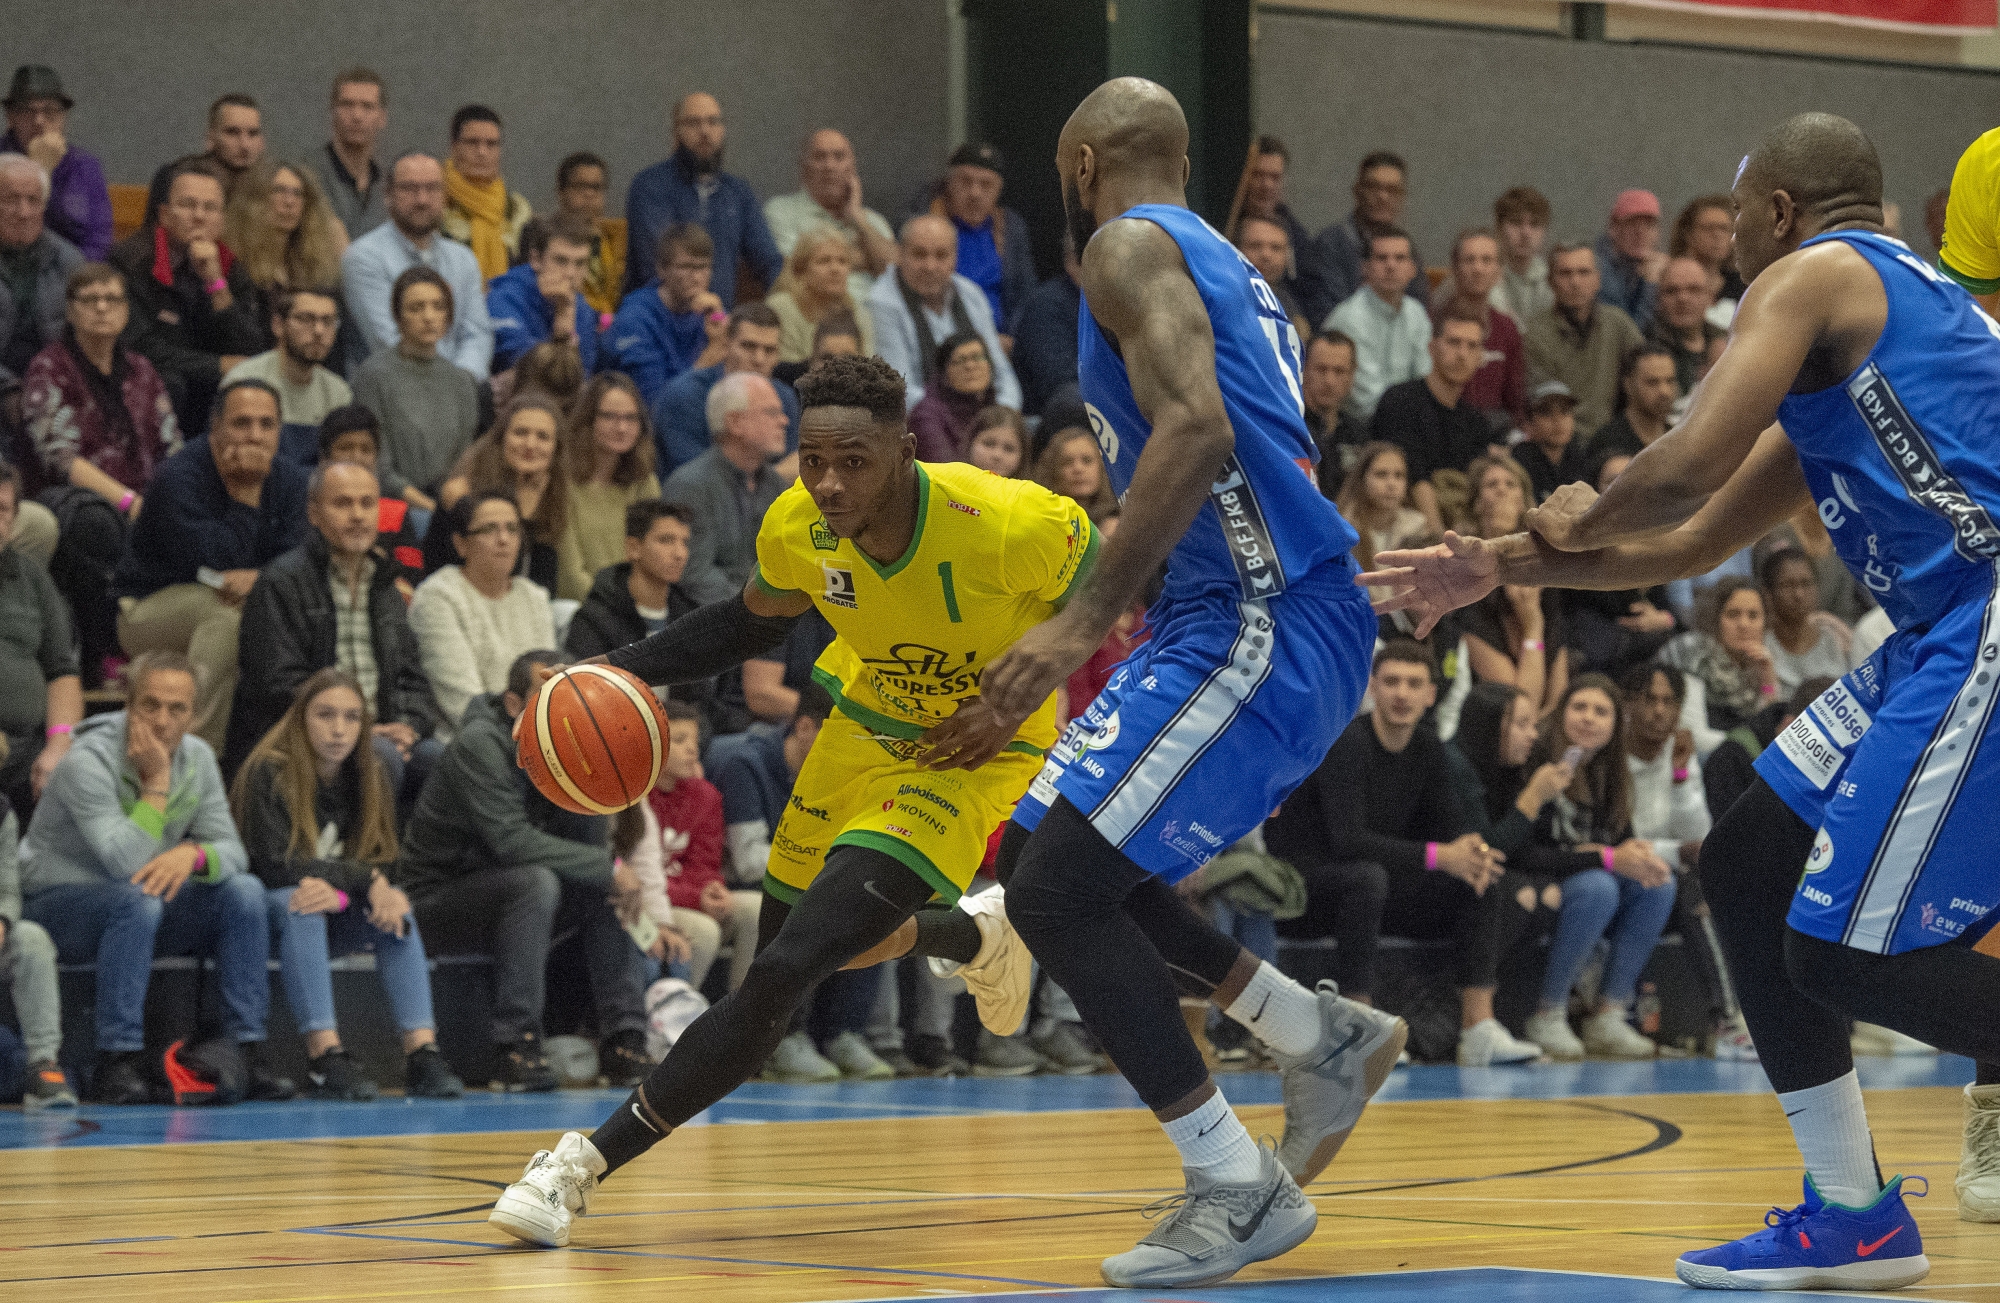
left=443, top=160, right=510, bottom=281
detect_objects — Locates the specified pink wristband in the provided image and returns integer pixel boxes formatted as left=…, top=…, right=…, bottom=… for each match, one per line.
left=1600, top=847, right=1616, bottom=871
left=205, top=276, right=228, bottom=295
left=1672, top=766, right=1690, bottom=784
left=45, top=723, right=71, bottom=737
left=332, top=889, right=351, bottom=912
left=1424, top=842, right=1440, bottom=871
left=192, top=846, right=207, bottom=875
left=116, top=491, right=135, bottom=513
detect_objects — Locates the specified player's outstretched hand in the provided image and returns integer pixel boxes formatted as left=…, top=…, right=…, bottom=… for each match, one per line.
left=982, top=616, right=1102, bottom=725
left=1357, top=531, right=1504, bottom=637
left=919, top=696, right=1023, bottom=772
left=1523, top=481, right=1600, bottom=553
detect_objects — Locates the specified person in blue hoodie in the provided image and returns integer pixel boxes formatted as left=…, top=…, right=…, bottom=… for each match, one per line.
left=607, top=222, right=723, bottom=408
left=486, top=213, right=599, bottom=375
left=623, top=91, right=782, bottom=305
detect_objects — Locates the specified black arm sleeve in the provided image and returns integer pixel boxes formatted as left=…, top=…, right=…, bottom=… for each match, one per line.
left=604, top=593, right=800, bottom=687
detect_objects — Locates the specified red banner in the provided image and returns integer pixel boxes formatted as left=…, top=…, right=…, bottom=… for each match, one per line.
left=1609, top=0, right=1996, bottom=30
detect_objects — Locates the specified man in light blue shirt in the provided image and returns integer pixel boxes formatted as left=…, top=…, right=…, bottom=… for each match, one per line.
left=867, top=214, right=1019, bottom=412
left=342, top=153, right=493, bottom=379
left=1324, top=226, right=1430, bottom=421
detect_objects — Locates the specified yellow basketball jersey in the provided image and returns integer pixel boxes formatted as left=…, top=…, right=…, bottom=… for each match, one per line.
left=752, top=461, right=1099, bottom=756
left=1942, top=126, right=2000, bottom=295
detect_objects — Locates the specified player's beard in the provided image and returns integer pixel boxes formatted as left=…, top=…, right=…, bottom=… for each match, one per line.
left=1063, top=178, right=1097, bottom=261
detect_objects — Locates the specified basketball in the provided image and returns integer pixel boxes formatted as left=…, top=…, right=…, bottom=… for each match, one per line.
left=516, top=664, right=669, bottom=815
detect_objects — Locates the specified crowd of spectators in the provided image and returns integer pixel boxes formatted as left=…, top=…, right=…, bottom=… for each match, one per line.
left=0, top=60, right=1921, bottom=1108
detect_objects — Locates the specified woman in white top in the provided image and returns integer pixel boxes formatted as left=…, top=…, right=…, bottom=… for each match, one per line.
left=1759, top=548, right=1852, bottom=701
left=406, top=491, right=556, bottom=739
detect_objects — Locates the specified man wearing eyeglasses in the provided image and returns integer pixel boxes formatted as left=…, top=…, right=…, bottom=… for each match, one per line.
left=223, top=288, right=351, bottom=437
left=108, top=158, right=263, bottom=434
left=1315, top=151, right=1430, bottom=312
left=0, top=65, right=110, bottom=260
left=341, top=152, right=494, bottom=379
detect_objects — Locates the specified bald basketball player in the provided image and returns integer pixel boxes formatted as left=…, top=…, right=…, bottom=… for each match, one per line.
left=1366, top=113, right=2000, bottom=1291
left=941, top=78, right=1411, bottom=1288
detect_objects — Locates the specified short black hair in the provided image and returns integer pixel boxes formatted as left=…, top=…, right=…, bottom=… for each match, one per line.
left=932, top=330, right=987, bottom=377
left=318, top=404, right=381, bottom=459
left=391, top=264, right=454, bottom=324
left=1364, top=225, right=1413, bottom=260
left=1372, top=638, right=1436, bottom=683
left=273, top=285, right=339, bottom=322
left=557, top=151, right=606, bottom=191
left=795, top=354, right=906, bottom=425
left=451, top=104, right=501, bottom=141
left=448, top=488, right=517, bottom=538
left=506, top=649, right=561, bottom=701
left=727, top=302, right=780, bottom=335
left=1254, top=134, right=1287, bottom=162
left=1358, top=150, right=1406, bottom=178
left=663, top=697, right=702, bottom=724
left=208, top=93, right=258, bottom=126
left=793, top=682, right=834, bottom=730
left=625, top=497, right=692, bottom=540
left=217, top=377, right=281, bottom=417
left=1307, top=329, right=1355, bottom=362
left=1618, top=660, right=1686, bottom=704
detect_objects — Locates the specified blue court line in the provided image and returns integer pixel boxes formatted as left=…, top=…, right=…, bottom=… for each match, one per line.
left=2, top=1055, right=1973, bottom=1150
left=293, top=1225, right=1074, bottom=1289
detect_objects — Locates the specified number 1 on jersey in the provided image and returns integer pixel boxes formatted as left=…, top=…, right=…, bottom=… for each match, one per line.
left=938, top=561, right=963, bottom=622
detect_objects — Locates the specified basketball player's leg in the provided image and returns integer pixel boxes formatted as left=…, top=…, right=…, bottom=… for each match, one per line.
left=488, top=844, right=934, bottom=1247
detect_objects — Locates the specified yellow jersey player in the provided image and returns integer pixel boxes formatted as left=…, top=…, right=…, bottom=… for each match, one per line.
left=487, top=354, right=1099, bottom=1249
left=1939, top=125, right=2000, bottom=317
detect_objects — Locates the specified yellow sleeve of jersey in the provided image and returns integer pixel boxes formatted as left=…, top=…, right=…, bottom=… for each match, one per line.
left=751, top=487, right=811, bottom=597
left=1942, top=129, right=2000, bottom=294
left=1002, top=484, right=1101, bottom=610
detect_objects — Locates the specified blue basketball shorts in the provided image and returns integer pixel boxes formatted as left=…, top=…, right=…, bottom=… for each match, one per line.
left=1759, top=562, right=2000, bottom=955
left=1012, top=568, right=1375, bottom=883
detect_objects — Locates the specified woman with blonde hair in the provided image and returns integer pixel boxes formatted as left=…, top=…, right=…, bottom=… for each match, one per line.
left=766, top=227, right=875, bottom=363
left=233, top=669, right=464, bottom=1100
left=556, top=373, right=662, bottom=600
left=1336, top=441, right=1426, bottom=577
left=426, top=391, right=570, bottom=593
left=225, top=160, right=348, bottom=343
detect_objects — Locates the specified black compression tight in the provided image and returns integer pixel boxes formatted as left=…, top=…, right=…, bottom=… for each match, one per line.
left=1699, top=778, right=1856, bottom=1094
left=1001, top=798, right=1244, bottom=1113
left=589, top=846, right=935, bottom=1175
left=1786, top=930, right=2000, bottom=1065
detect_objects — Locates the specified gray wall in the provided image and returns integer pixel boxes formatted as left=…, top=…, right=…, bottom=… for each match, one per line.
left=1257, top=8, right=1996, bottom=269
left=11, top=0, right=951, bottom=223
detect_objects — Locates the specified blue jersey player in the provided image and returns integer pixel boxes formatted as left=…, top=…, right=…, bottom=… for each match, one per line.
left=923, top=79, right=1415, bottom=1289
left=1367, top=112, right=2000, bottom=1292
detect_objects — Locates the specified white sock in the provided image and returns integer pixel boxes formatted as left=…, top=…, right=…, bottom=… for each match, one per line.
left=1162, top=1090, right=1263, bottom=1184
left=1222, top=962, right=1322, bottom=1058
left=1779, top=1070, right=1881, bottom=1208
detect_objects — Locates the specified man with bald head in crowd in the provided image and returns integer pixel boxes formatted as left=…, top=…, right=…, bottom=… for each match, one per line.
left=625, top=92, right=783, bottom=305
left=764, top=128, right=897, bottom=304
left=1648, top=255, right=1726, bottom=395
left=868, top=213, right=1019, bottom=411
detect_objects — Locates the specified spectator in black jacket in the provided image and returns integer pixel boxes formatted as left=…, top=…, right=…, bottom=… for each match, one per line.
left=229, top=667, right=462, bottom=1101
left=1267, top=641, right=1542, bottom=1067
left=563, top=498, right=729, bottom=733
left=399, top=649, right=650, bottom=1092
left=113, top=380, right=306, bottom=752
left=108, top=158, right=264, bottom=433
left=1008, top=235, right=1080, bottom=417
left=222, top=460, right=442, bottom=797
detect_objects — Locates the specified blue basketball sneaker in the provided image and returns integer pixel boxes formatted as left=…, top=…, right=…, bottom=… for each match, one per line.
left=1676, top=1174, right=1929, bottom=1290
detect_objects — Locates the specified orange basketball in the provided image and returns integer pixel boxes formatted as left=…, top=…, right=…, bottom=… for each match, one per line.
left=516, top=664, right=669, bottom=815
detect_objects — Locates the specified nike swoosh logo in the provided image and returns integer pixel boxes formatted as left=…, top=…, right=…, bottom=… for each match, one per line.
left=1311, top=1025, right=1365, bottom=1071
left=862, top=879, right=901, bottom=909
left=1252, top=993, right=1271, bottom=1022
left=1785, top=1108, right=1807, bottom=1118
left=1855, top=1227, right=1903, bottom=1257
left=1229, top=1180, right=1284, bottom=1242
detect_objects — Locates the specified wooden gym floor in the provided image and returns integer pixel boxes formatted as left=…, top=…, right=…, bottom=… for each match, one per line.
left=2, top=1058, right=1996, bottom=1302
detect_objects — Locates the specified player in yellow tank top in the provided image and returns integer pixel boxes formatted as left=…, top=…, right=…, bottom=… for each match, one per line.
left=1941, top=125, right=2000, bottom=316
left=489, top=357, right=1102, bottom=1252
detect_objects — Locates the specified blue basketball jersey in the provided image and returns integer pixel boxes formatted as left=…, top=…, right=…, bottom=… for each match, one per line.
left=1076, top=204, right=1360, bottom=601
left=1778, top=230, right=2000, bottom=630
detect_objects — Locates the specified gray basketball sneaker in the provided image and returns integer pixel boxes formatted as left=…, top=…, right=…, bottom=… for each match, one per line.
left=1100, top=1140, right=1318, bottom=1287
left=1269, top=980, right=1407, bottom=1185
